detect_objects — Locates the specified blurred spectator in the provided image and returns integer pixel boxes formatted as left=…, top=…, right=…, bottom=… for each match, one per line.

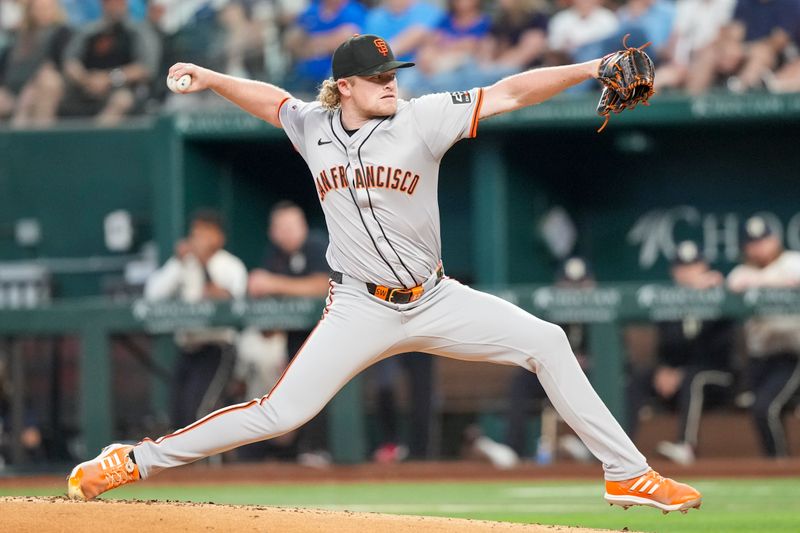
left=547, top=0, right=663, bottom=92
left=402, top=0, right=491, bottom=94
left=117, top=0, right=149, bottom=21
left=770, top=54, right=800, bottom=92
left=249, top=0, right=314, bottom=82
left=145, top=209, right=247, bottom=430
left=0, top=354, right=45, bottom=465
left=627, top=241, right=736, bottom=465
left=248, top=201, right=330, bottom=305
left=151, top=1, right=267, bottom=81
left=148, top=0, right=229, bottom=36
left=244, top=201, right=332, bottom=465
left=656, top=0, right=735, bottom=91
left=371, top=352, right=436, bottom=462
left=616, top=0, right=675, bottom=60
left=478, top=0, right=549, bottom=72
left=0, top=0, right=24, bottom=32
left=60, top=0, right=148, bottom=27
left=60, top=0, right=161, bottom=125
left=546, top=0, right=619, bottom=65
left=60, top=0, right=148, bottom=25
left=766, top=8, right=800, bottom=93
left=728, top=216, right=800, bottom=458
left=687, top=0, right=800, bottom=94
left=255, top=0, right=311, bottom=28
left=0, top=0, right=71, bottom=127
left=60, top=0, right=103, bottom=26
left=148, top=0, right=225, bottom=108
left=217, top=1, right=267, bottom=79
left=284, top=0, right=367, bottom=94
left=363, top=0, right=443, bottom=62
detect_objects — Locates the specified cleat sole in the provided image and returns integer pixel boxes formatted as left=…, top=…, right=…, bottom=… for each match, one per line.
left=605, top=493, right=703, bottom=513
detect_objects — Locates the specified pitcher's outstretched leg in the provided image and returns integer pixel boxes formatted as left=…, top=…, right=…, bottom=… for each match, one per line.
left=68, top=284, right=403, bottom=499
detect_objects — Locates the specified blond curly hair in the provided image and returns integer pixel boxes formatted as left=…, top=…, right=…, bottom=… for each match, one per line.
left=317, top=78, right=342, bottom=111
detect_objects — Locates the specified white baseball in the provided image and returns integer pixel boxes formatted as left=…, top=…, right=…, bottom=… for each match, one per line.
left=166, top=74, right=192, bottom=93
left=176, top=74, right=192, bottom=92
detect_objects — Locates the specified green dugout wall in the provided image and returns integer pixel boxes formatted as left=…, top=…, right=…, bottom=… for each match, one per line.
left=0, top=125, right=157, bottom=296
left=2, top=93, right=799, bottom=292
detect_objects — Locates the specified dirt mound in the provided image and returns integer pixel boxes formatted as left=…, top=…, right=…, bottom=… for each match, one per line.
left=1, top=497, right=620, bottom=532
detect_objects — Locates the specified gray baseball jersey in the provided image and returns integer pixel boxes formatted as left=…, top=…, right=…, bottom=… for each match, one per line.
left=278, top=89, right=483, bottom=288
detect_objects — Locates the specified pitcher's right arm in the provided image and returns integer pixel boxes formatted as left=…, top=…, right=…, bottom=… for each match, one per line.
left=167, top=63, right=291, bottom=128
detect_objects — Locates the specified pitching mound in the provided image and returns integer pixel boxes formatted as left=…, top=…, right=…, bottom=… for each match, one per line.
left=1, top=497, right=620, bottom=532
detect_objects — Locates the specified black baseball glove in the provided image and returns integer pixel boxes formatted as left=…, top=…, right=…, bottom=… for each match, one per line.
left=595, top=35, right=656, bottom=132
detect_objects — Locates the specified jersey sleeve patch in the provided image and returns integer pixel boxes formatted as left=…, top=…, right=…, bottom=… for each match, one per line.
left=450, top=91, right=472, bottom=105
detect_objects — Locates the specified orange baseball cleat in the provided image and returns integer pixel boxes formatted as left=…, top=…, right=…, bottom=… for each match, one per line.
left=604, top=469, right=702, bottom=513
left=67, top=444, right=140, bottom=500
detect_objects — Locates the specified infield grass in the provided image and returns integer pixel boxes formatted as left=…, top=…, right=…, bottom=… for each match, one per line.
left=2, top=477, right=798, bottom=532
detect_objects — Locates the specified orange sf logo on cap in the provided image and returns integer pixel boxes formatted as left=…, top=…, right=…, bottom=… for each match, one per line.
left=374, top=38, right=389, bottom=56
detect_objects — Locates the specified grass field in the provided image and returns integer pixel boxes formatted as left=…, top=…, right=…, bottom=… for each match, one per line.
left=2, top=477, right=798, bottom=532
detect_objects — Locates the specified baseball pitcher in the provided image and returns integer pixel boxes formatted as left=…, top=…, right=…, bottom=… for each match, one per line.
left=68, top=34, right=699, bottom=513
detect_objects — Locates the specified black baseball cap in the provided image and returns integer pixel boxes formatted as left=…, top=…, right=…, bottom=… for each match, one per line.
left=332, top=34, right=414, bottom=80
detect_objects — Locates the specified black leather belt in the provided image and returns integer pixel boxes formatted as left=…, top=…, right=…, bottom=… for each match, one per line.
left=331, top=265, right=444, bottom=304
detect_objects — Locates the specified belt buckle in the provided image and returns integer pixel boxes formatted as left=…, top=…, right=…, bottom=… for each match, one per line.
left=388, top=285, right=424, bottom=303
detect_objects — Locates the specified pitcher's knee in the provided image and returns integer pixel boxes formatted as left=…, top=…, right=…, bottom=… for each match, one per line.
left=537, top=322, right=572, bottom=354
left=259, top=398, right=316, bottom=435
left=510, top=322, right=572, bottom=370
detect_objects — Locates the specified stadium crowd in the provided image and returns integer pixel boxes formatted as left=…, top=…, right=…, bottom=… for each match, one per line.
left=1, top=0, right=800, bottom=126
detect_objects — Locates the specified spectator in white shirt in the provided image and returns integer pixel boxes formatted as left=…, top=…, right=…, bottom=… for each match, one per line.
left=547, top=0, right=619, bottom=64
left=727, top=216, right=800, bottom=458
left=145, top=209, right=248, bottom=430
left=656, top=0, right=735, bottom=90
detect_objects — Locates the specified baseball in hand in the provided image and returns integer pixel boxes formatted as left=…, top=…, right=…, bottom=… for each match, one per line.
left=167, top=74, right=192, bottom=93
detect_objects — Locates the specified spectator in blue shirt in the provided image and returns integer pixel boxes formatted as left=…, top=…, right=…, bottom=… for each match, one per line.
left=402, top=0, right=491, bottom=95
left=60, top=0, right=103, bottom=25
left=61, top=0, right=148, bottom=25
left=435, top=0, right=491, bottom=39
left=617, top=0, right=676, bottom=59
left=479, top=0, right=549, bottom=72
left=734, top=0, right=800, bottom=41
left=566, top=0, right=666, bottom=68
left=284, top=0, right=367, bottom=94
left=687, top=0, right=800, bottom=94
left=364, top=0, right=443, bottom=62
